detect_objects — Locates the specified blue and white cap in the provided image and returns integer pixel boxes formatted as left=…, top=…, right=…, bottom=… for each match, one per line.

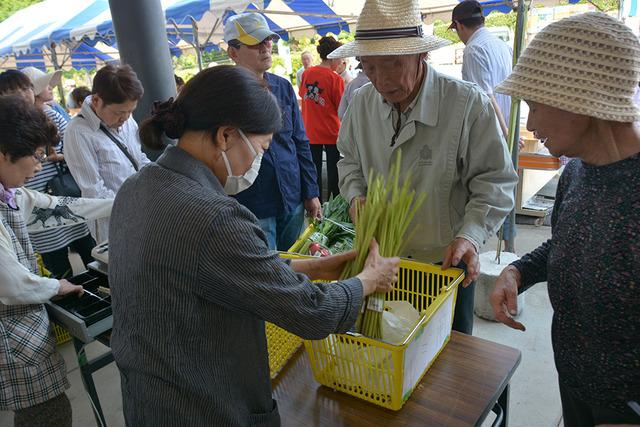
left=223, top=13, right=280, bottom=46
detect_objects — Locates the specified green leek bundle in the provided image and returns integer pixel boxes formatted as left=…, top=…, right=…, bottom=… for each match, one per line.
left=341, top=151, right=426, bottom=339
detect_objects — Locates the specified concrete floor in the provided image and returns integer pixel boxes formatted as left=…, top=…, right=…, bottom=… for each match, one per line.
left=0, top=223, right=560, bottom=427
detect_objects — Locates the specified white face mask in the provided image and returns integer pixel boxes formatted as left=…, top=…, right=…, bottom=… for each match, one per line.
left=221, top=129, right=263, bottom=195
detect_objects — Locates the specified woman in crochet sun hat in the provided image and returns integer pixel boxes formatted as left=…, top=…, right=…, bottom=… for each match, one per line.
left=492, top=12, right=640, bottom=427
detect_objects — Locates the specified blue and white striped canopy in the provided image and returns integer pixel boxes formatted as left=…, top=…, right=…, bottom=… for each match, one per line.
left=0, top=0, right=359, bottom=59
left=1, top=0, right=617, bottom=68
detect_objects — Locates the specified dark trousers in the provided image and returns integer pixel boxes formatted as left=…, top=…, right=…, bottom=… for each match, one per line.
left=40, top=234, right=96, bottom=278
left=429, top=260, right=475, bottom=335
left=559, top=381, right=640, bottom=427
left=310, top=144, right=340, bottom=202
left=452, top=280, right=475, bottom=335
left=14, top=393, right=72, bottom=427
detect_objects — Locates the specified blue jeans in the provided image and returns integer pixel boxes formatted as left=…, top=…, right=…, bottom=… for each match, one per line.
left=257, top=203, right=305, bottom=251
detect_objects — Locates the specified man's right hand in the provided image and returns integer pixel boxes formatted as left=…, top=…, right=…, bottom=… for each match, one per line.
left=356, top=239, right=400, bottom=296
left=348, top=196, right=366, bottom=223
left=489, top=265, right=525, bottom=331
left=57, top=279, right=84, bottom=297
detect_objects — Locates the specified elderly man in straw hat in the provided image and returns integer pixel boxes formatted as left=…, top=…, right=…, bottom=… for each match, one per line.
left=490, top=12, right=640, bottom=426
left=333, top=0, right=518, bottom=335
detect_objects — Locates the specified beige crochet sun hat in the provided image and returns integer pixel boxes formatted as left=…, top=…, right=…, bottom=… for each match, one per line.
left=496, top=12, right=640, bottom=122
left=328, top=0, right=450, bottom=59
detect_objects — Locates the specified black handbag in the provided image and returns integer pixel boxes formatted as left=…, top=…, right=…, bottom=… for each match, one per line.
left=46, top=162, right=82, bottom=197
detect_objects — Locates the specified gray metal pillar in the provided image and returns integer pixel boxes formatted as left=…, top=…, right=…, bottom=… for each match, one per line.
left=109, top=0, right=176, bottom=159
left=505, top=0, right=528, bottom=252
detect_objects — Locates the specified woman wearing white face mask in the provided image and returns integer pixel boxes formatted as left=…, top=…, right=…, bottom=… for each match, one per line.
left=108, top=65, right=400, bottom=426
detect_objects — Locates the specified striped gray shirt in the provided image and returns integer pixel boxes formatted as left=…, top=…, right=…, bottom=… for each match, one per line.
left=109, top=145, right=362, bottom=426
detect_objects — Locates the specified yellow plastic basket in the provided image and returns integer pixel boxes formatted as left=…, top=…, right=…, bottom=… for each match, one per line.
left=52, top=322, right=72, bottom=346
left=265, top=322, right=302, bottom=379
left=303, top=259, right=464, bottom=410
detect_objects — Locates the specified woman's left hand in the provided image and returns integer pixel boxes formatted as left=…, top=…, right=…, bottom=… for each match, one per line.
left=306, top=250, right=357, bottom=281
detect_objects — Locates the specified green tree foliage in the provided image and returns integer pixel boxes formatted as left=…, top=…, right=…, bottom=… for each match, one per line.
left=0, top=0, right=42, bottom=22
left=434, top=11, right=518, bottom=44
left=563, top=0, right=618, bottom=11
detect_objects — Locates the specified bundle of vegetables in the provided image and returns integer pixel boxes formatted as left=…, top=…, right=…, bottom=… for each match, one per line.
left=298, top=195, right=354, bottom=256
left=340, top=152, right=426, bottom=339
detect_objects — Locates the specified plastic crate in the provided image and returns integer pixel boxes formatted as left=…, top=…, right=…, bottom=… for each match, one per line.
left=265, top=322, right=302, bottom=379
left=52, top=322, right=72, bottom=345
left=304, top=259, right=463, bottom=410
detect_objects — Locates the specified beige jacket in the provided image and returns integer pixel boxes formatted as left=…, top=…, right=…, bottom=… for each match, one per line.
left=338, top=63, right=518, bottom=262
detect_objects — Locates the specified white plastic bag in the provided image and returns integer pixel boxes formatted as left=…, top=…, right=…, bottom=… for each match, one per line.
left=381, top=301, right=420, bottom=345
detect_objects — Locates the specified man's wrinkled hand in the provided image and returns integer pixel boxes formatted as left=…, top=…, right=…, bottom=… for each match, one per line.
left=442, top=237, right=479, bottom=287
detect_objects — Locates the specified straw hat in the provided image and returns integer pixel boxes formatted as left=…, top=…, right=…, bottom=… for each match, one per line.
left=21, top=66, right=62, bottom=97
left=328, top=0, right=450, bottom=59
left=496, top=12, right=640, bottom=123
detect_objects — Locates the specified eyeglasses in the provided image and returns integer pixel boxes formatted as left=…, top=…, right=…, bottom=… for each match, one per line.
left=33, top=150, right=47, bottom=164
left=229, top=36, right=275, bottom=50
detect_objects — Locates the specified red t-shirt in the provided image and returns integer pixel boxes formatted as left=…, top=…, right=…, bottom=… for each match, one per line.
left=299, top=66, right=344, bottom=145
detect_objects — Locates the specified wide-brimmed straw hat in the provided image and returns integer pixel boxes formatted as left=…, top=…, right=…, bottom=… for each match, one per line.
left=496, top=12, right=640, bottom=123
left=328, top=0, right=450, bottom=59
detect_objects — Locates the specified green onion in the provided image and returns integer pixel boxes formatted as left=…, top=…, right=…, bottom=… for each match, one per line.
left=341, top=151, right=426, bottom=339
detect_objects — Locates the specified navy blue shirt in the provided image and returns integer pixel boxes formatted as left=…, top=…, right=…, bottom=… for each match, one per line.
left=233, top=73, right=319, bottom=219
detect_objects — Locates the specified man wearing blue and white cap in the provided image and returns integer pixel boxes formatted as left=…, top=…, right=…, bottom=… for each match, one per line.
left=224, top=13, right=321, bottom=251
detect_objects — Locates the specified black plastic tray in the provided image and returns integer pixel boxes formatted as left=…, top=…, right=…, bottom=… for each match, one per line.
left=52, top=271, right=111, bottom=325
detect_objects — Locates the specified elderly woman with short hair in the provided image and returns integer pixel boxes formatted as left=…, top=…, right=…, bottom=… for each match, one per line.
left=490, top=12, right=640, bottom=427
left=0, top=96, right=112, bottom=426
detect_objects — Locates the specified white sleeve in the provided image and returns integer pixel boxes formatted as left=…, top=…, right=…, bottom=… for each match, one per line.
left=462, top=49, right=494, bottom=95
left=0, top=226, right=59, bottom=305
left=338, top=82, right=354, bottom=120
left=456, top=92, right=518, bottom=247
left=64, top=127, right=117, bottom=199
left=18, top=188, right=113, bottom=233
left=337, top=102, right=367, bottom=204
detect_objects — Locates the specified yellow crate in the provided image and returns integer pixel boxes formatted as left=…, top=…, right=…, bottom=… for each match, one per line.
left=264, top=252, right=312, bottom=379
left=265, top=322, right=302, bottom=379
left=304, top=259, right=463, bottom=410
left=52, top=322, right=72, bottom=345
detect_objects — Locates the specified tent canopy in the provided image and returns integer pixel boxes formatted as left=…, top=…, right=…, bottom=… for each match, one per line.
left=0, top=0, right=599, bottom=70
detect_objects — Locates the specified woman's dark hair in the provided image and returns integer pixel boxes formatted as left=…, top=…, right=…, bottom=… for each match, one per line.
left=0, top=70, right=33, bottom=95
left=174, top=74, right=185, bottom=87
left=317, top=36, right=342, bottom=60
left=140, top=65, right=282, bottom=150
left=0, top=96, right=58, bottom=162
left=70, top=86, right=91, bottom=107
left=92, top=64, right=144, bottom=105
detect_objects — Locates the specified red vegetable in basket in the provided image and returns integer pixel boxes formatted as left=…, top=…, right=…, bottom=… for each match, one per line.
left=309, top=242, right=331, bottom=257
